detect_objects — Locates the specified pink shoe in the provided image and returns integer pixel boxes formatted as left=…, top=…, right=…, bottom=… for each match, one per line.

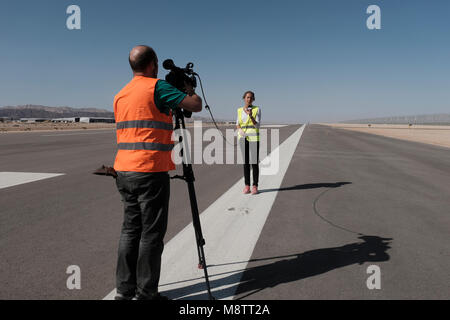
left=243, top=185, right=251, bottom=194
left=251, top=185, right=258, bottom=195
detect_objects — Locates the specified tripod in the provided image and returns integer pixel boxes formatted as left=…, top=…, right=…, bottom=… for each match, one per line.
left=171, top=108, right=215, bottom=300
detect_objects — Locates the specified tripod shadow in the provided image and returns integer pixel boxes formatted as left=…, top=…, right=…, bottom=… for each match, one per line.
left=161, top=235, right=392, bottom=300
left=258, top=182, right=352, bottom=194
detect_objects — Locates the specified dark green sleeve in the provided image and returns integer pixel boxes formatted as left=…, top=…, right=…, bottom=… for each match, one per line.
left=154, top=80, right=187, bottom=115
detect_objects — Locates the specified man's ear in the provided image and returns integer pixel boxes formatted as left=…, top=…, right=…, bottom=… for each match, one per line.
left=146, top=63, right=153, bottom=75
left=150, top=60, right=158, bottom=77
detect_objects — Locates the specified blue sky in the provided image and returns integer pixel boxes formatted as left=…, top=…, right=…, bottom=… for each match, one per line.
left=0, top=0, right=449, bottom=123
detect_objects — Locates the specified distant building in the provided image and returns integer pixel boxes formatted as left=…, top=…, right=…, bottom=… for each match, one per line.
left=20, top=118, right=48, bottom=123
left=52, top=117, right=80, bottom=123
left=18, top=117, right=114, bottom=123
left=79, top=117, right=115, bottom=123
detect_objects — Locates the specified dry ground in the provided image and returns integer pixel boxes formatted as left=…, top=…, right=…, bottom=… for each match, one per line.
left=0, top=121, right=232, bottom=133
left=0, top=122, right=116, bottom=133
left=322, top=123, right=450, bottom=149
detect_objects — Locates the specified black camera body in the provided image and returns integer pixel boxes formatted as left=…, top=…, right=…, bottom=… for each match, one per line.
left=163, top=60, right=197, bottom=91
left=163, top=59, right=197, bottom=118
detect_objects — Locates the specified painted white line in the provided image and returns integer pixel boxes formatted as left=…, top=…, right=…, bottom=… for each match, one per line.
left=103, top=125, right=306, bottom=300
left=261, top=125, right=288, bottom=128
left=0, top=172, right=65, bottom=189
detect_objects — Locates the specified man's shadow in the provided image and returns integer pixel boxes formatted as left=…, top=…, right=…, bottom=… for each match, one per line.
left=258, top=182, right=352, bottom=193
left=161, top=235, right=392, bottom=300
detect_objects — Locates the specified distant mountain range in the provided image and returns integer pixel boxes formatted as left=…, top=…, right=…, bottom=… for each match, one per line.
left=0, top=105, right=114, bottom=119
left=342, top=114, right=450, bottom=125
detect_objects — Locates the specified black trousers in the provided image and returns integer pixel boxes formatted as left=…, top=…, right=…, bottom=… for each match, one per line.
left=241, top=139, right=260, bottom=186
left=115, top=171, right=170, bottom=297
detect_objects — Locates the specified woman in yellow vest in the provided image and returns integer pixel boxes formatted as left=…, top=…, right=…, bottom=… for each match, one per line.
left=237, top=91, right=261, bottom=194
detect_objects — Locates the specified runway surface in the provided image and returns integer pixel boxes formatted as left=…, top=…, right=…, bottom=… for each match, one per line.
left=0, top=124, right=449, bottom=299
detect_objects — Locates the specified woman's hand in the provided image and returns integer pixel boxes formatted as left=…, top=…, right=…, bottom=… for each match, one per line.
left=245, top=108, right=257, bottom=125
left=237, top=126, right=245, bottom=137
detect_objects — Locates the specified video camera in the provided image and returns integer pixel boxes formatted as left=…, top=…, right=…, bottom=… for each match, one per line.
left=163, top=59, right=198, bottom=118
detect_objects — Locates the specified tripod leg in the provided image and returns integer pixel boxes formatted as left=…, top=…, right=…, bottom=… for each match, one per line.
left=174, top=114, right=214, bottom=300
left=197, top=248, right=204, bottom=269
left=198, top=245, right=214, bottom=300
left=185, top=171, right=214, bottom=299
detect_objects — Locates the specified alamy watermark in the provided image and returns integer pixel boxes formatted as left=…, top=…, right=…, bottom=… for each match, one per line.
left=366, top=265, right=381, bottom=290
left=66, top=265, right=81, bottom=290
left=171, top=122, right=280, bottom=175
left=367, top=5, right=381, bottom=30
left=66, top=5, right=380, bottom=31
left=66, top=5, right=81, bottom=30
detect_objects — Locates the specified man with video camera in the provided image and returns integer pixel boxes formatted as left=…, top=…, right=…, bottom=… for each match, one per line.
left=113, top=45, right=202, bottom=300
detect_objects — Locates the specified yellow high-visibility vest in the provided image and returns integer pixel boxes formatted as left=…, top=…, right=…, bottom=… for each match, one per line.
left=238, top=106, right=260, bottom=142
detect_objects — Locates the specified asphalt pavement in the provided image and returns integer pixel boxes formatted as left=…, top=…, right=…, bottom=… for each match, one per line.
left=0, top=124, right=448, bottom=299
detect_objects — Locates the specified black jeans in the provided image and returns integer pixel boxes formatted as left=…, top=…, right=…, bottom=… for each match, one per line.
left=115, top=171, right=170, bottom=297
left=241, top=139, right=260, bottom=186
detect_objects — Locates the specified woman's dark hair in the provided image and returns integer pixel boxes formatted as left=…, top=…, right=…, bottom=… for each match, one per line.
left=242, top=91, right=255, bottom=100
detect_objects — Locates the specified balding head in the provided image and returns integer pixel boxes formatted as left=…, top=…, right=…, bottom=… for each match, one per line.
left=128, top=45, right=157, bottom=74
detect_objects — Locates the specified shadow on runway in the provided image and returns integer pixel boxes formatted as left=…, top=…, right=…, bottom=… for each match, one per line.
left=261, top=181, right=360, bottom=235
left=161, top=235, right=392, bottom=300
left=258, top=182, right=352, bottom=194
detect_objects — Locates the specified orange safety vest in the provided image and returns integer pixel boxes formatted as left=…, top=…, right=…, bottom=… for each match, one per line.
left=113, top=76, right=175, bottom=172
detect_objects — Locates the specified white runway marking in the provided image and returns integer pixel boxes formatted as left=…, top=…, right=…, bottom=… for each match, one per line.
left=0, top=172, right=65, bottom=189
left=261, top=125, right=288, bottom=128
left=103, top=125, right=306, bottom=300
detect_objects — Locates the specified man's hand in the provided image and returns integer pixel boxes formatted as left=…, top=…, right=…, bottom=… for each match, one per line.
left=179, top=87, right=202, bottom=112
